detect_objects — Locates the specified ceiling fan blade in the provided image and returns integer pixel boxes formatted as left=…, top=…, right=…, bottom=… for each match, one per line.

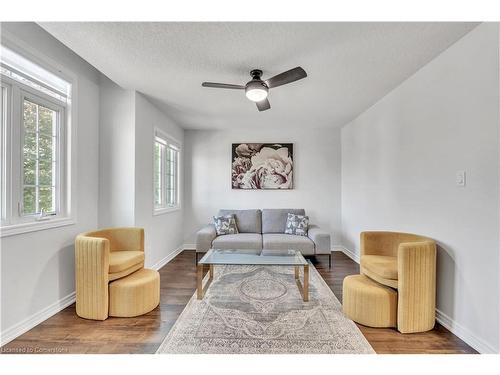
left=265, top=67, right=307, bottom=89
left=256, top=98, right=271, bottom=112
left=202, top=82, right=245, bottom=89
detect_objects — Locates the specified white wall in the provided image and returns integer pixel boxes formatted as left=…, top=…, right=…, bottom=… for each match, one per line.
left=0, top=23, right=100, bottom=342
left=183, top=127, right=341, bottom=245
left=0, top=25, right=186, bottom=345
left=98, top=76, right=135, bottom=227
left=98, top=85, right=186, bottom=269
left=98, top=82, right=187, bottom=267
left=134, top=93, right=185, bottom=267
left=341, top=23, right=499, bottom=353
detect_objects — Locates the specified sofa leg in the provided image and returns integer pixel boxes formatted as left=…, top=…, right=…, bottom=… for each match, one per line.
left=195, top=252, right=199, bottom=266
left=328, top=253, right=331, bottom=269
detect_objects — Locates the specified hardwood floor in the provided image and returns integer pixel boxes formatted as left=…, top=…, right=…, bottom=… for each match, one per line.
left=0, top=250, right=477, bottom=354
left=310, top=254, right=477, bottom=354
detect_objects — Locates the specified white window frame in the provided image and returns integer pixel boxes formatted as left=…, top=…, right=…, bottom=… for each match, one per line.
left=17, top=88, right=66, bottom=219
left=0, top=37, right=76, bottom=237
left=153, top=128, right=181, bottom=215
left=1, top=82, right=11, bottom=225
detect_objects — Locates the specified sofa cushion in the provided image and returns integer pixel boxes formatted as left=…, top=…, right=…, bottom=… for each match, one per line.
left=212, top=233, right=262, bottom=250
left=361, top=255, right=398, bottom=280
left=109, top=251, right=145, bottom=273
left=262, top=233, right=315, bottom=255
left=262, top=208, right=305, bottom=233
left=218, top=209, right=261, bottom=233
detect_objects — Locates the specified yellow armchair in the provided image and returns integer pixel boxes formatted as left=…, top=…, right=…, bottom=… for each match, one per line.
left=360, top=231, right=437, bottom=333
left=75, top=227, right=145, bottom=320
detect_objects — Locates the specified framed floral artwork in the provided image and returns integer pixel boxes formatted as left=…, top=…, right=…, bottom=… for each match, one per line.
left=231, top=143, right=293, bottom=189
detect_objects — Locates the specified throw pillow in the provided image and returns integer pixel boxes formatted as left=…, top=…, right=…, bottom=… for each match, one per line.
left=213, top=214, right=239, bottom=235
left=284, top=213, right=309, bottom=236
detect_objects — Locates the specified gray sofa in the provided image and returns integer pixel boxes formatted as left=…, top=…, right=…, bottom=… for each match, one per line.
left=196, top=209, right=331, bottom=267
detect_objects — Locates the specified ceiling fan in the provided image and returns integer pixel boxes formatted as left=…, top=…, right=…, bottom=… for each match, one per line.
left=201, top=67, right=307, bottom=112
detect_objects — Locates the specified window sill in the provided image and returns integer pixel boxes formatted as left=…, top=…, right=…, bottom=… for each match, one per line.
left=0, top=217, right=75, bottom=237
left=153, top=207, right=181, bottom=216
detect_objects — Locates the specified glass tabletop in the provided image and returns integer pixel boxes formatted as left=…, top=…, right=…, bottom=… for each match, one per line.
left=198, top=249, right=308, bottom=266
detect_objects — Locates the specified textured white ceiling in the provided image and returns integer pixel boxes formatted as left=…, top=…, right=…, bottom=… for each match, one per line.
left=39, top=22, right=477, bottom=130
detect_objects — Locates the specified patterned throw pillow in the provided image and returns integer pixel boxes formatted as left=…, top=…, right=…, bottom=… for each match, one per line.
left=213, top=215, right=239, bottom=235
left=284, top=213, right=309, bottom=236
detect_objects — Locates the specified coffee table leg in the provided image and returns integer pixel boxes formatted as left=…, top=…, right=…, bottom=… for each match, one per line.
left=303, top=264, right=309, bottom=302
left=295, top=264, right=309, bottom=302
left=197, top=264, right=214, bottom=300
left=197, top=264, right=203, bottom=299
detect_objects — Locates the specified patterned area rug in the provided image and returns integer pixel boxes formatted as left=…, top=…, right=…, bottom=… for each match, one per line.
left=156, top=264, right=374, bottom=354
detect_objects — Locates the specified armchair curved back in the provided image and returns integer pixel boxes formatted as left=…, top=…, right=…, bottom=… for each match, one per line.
left=84, top=227, right=144, bottom=252
left=361, top=231, right=433, bottom=257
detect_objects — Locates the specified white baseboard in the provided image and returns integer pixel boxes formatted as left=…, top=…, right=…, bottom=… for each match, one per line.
left=0, top=291, right=76, bottom=347
left=183, top=243, right=196, bottom=250
left=1, top=244, right=186, bottom=348
left=435, top=309, right=497, bottom=354
left=150, top=245, right=184, bottom=271
left=333, top=245, right=360, bottom=263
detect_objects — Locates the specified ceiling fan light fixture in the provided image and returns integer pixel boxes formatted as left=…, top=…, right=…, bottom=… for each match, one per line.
left=202, top=66, right=307, bottom=111
left=245, top=81, right=269, bottom=102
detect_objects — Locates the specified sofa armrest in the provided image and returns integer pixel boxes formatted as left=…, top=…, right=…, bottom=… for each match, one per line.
left=397, top=240, right=437, bottom=333
left=308, top=225, right=331, bottom=254
left=196, top=224, right=217, bottom=253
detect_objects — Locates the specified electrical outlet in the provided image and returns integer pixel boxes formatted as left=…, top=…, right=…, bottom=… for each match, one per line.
left=456, top=170, right=466, bottom=187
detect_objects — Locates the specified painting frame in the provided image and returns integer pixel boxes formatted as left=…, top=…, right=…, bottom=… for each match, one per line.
left=231, top=143, right=294, bottom=190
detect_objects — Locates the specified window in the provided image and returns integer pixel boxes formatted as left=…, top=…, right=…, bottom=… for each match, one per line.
left=21, top=97, right=60, bottom=216
left=0, top=43, right=73, bottom=236
left=154, top=130, right=180, bottom=213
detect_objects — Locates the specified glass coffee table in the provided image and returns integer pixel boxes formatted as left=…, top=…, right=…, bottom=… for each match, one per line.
left=197, top=249, right=310, bottom=301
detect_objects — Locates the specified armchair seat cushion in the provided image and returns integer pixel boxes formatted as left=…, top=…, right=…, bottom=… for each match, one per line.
left=361, top=255, right=398, bottom=280
left=109, top=263, right=144, bottom=281
left=109, top=251, right=145, bottom=273
left=262, top=233, right=315, bottom=255
left=361, top=255, right=398, bottom=289
left=212, top=233, right=262, bottom=250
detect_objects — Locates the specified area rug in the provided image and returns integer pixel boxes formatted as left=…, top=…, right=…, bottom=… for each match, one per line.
left=156, top=264, right=374, bottom=354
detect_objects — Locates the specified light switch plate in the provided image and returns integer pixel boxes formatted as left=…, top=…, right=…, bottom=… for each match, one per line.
left=456, top=170, right=466, bottom=187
